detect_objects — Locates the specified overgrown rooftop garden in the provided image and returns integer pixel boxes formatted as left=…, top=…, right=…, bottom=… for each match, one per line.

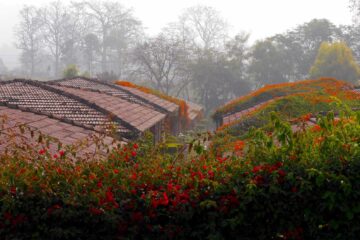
left=214, top=78, right=356, bottom=119
left=214, top=78, right=360, bottom=135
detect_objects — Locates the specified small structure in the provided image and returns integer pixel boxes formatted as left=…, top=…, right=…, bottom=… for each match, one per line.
left=48, top=80, right=167, bottom=142
left=0, top=105, right=117, bottom=156
left=185, top=101, right=204, bottom=129
left=214, top=78, right=359, bottom=130
left=0, top=77, right=204, bottom=155
left=0, top=79, right=165, bottom=150
left=51, top=77, right=204, bottom=135
left=115, top=80, right=204, bottom=134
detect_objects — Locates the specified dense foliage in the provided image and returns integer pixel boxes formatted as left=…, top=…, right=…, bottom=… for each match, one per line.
left=1, top=104, right=360, bottom=239
left=213, top=78, right=360, bottom=137
left=214, top=78, right=353, bottom=118
left=309, top=42, right=360, bottom=83
left=63, top=64, right=80, bottom=78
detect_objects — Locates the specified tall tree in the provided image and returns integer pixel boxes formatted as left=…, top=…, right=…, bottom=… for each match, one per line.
left=190, top=51, right=236, bottom=112
left=82, top=33, right=100, bottom=75
left=169, top=5, right=232, bottom=109
left=106, top=18, right=142, bottom=78
left=309, top=42, right=360, bottom=83
left=179, top=5, right=228, bottom=51
left=249, top=39, right=292, bottom=87
left=133, top=34, right=189, bottom=95
left=224, top=33, right=253, bottom=97
left=0, top=58, right=7, bottom=75
left=15, top=5, right=44, bottom=77
left=288, top=19, right=341, bottom=78
left=40, top=1, right=74, bottom=77
left=350, top=0, right=360, bottom=24
left=76, top=0, right=141, bottom=73
left=339, top=24, right=360, bottom=61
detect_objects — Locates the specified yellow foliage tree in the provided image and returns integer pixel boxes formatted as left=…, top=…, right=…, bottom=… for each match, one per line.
left=63, top=64, right=79, bottom=78
left=309, top=42, right=360, bottom=83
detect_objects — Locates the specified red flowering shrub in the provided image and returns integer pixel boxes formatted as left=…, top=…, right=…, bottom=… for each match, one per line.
left=0, top=110, right=360, bottom=239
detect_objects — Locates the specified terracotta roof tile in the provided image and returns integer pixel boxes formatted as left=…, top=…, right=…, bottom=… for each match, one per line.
left=120, top=86, right=179, bottom=113
left=186, top=101, right=203, bottom=121
left=51, top=77, right=161, bottom=111
left=0, top=80, right=129, bottom=134
left=50, top=85, right=166, bottom=132
left=0, top=106, right=124, bottom=156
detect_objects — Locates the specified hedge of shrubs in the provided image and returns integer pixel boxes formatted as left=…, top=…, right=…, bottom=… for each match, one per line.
left=1, top=108, right=360, bottom=239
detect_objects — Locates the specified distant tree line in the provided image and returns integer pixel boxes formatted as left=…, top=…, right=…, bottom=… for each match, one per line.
left=14, top=0, right=360, bottom=114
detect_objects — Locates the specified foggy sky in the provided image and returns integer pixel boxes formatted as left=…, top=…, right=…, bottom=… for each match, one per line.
left=0, top=0, right=353, bottom=69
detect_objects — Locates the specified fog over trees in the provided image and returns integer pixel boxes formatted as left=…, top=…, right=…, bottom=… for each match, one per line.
left=3, top=0, right=360, bottom=114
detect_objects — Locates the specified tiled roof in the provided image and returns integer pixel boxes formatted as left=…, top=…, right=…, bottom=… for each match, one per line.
left=222, top=100, right=275, bottom=125
left=0, top=80, right=132, bottom=137
left=120, top=86, right=179, bottom=113
left=51, top=85, right=166, bottom=132
left=51, top=77, right=177, bottom=114
left=186, top=101, right=203, bottom=121
left=0, top=106, right=120, bottom=156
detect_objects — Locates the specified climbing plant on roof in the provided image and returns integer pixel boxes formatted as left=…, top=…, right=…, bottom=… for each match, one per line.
left=116, top=81, right=190, bottom=128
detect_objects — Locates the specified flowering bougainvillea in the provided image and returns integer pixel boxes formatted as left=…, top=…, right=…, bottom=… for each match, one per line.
left=214, top=78, right=360, bottom=137
left=0, top=106, right=360, bottom=239
left=213, top=78, right=357, bottom=122
left=2, top=77, right=360, bottom=239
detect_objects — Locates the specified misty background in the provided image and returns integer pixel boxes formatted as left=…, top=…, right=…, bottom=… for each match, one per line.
left=0, top=0, right=359, bottom=114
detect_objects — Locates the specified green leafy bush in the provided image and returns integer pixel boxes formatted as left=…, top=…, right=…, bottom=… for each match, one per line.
left=1, top=110, right=360, bottom=239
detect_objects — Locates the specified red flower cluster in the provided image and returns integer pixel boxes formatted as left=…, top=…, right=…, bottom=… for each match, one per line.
left=89, top=206, right=103, bottom=215
left=99, top=187, right=119, bottom=210
left=234, top=140, right=245, bottom=151
left=311, top=124, right=322, bottom=132
left=252, top=162, right=283, bottom=174
left=151, top=192, right=169, bottom=208
left=218, top=192, right=240, bottom=214
left=38, top=148, right=46, bottom=155
left=251, top=162, right=286, bottom=186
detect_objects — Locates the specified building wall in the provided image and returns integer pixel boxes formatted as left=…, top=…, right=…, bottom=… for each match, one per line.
left=150, top=120, right=165, bottom=143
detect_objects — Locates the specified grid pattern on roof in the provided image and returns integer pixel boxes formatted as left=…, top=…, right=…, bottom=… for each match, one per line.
left=0, top=106, right=123, bottom=156
left=0, top=81, right=128, bottom=133
left=52, top=78, right=179, bottom=113
left=0, top=105, right=96, bottom=144
left=54, top=78, right=157, bottom=110
left=51, top=85, right=166, bottom=132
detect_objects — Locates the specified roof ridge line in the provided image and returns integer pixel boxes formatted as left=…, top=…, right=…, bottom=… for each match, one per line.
left=4, top=79, right=140, bottom=139
left=33, top=80, right=141, bottom=139
left=47, top=80, right=144, bottom=108
left=48, top=84, right=153, bottom=133
left=48, top=76, right=171, bottom=114
left=84, top=77, right=171, bottom=114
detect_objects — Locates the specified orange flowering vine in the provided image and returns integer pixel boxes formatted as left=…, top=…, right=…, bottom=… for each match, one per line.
left=116, top=81, right=190, bottom=128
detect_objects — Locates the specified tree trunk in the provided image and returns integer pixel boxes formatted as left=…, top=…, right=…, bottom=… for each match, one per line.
left=101, top=28, right=107, bottom=72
